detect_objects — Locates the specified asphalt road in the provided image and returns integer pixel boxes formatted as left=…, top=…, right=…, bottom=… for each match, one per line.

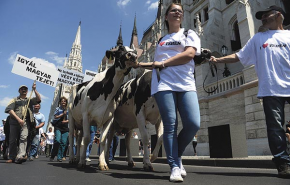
left=0, top=156, right=288, bottom=185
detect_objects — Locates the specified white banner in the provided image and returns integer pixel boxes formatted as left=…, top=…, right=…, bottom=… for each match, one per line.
left=12, top=54, right=59, bottom=87
left=57, top=67, right=84, bottom=86
left=83, top=70, right=97, bottom=82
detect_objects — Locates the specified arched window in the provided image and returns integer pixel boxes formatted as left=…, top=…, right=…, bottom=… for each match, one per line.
left=223, top=83, right=225, bottom=91
left=220, top=84, right=222, bottom=92
left=230, top=81, right=232, bottom=89
left=231, top=20, right=242, bottom=51
left=237, top=78, right=240, bottom=86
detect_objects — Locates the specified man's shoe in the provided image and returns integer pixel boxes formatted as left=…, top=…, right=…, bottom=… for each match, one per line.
left=29, top=156, right=34, bottom=161
left=57, top=159, right=62, bottom=162
left=180, top=163, right=187, bottom=178
left=86, top=158, right=91, bottom=162
left=6, top=159, right=15, bottom=163
left=62, top=157, right=66, bottom=161
left=49, top=158, right=54, bottom=162
left=277, top=163, right=290, bottom=177
left=15, top=158, right=23, bottom=164
left=170, top=167, right=183, bottom=182
left=273, top=158, right=290, bottom=178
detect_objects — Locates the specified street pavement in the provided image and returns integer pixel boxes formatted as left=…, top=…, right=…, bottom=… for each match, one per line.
left=0, top=156, right=288, bottom=185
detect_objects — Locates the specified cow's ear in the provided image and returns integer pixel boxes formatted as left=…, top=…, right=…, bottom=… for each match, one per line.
left=106, top=51, right=115, bottom=60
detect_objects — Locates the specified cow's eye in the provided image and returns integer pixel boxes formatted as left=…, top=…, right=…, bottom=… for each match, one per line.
left=127, top=53, right=131, bottom=57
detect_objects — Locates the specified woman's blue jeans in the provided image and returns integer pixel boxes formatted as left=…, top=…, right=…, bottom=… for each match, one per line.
left=51, top=130, right=68, bottom=160
left=154, top=91, right=200, bottom=169
left=263, top=96, right=290, bottom=164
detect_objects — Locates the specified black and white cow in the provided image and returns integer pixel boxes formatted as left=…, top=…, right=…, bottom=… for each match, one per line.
left=67, top=45, right=137, bottom=170
left=107, top=70, right=163, bottom=171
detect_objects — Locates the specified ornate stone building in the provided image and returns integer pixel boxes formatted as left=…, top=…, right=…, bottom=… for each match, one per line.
left=47, top=22, right=83, bottom=129
left=122, top=0, right=290, bottom=157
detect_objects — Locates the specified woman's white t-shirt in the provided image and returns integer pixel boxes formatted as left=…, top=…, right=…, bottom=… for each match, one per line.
left=151, top=28, right=201, bottom=95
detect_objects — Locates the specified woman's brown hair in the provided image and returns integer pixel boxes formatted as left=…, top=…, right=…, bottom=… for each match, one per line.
left=59, top=96, right=68, bottom=107
left=164, top=2, right=183, bottom=30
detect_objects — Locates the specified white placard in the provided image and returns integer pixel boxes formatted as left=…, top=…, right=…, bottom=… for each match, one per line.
left=83, top=70, right=97, bottom=82
left=12, top=54, right=59, bottom=87
left=57, top=67, right=84, bottom=86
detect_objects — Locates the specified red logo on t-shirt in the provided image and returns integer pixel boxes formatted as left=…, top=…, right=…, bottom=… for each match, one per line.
left=160, top=41, right=165, bottom=46
left=262, top=43, right=268, bottom=48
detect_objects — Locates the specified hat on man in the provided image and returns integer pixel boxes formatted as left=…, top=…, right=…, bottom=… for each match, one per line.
left=19, top=85, right=28, bottom=90
left=255, top=5, right=286, bottom=20
left=2, top=119, right=6, bottom=122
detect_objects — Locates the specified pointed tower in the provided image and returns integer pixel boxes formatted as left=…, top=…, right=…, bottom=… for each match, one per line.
left=47, top=22, right=83, bottom=131
left=117, top=25, right=123, bottom=46
left=130, top=14, right=139, bottom=49
left=66, top=21, right=83, bottom=73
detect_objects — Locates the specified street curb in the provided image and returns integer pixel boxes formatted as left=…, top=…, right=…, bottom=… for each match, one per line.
left=114, top=156, right=276, bottom=169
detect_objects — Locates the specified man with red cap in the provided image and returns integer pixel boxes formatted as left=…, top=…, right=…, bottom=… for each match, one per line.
left=211, top=5, right=290, bottom=177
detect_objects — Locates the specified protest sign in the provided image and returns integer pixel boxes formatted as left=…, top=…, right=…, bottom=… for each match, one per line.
left=12, top=54, right=59, bottom=87
left=57, top=67, right=84, bottom=86
left=83, top=70, right=97, bottom=82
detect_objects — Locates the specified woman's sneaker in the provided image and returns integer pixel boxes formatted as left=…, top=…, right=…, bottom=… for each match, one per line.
left=180, top=163, right=187, bottom=177
left=170, top=167, right=183, bottom=182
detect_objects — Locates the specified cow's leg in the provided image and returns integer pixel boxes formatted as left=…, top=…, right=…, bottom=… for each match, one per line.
left=151, top=118, right=163, bottom=163
left=75, top=130, right=82, bottom=165
left=78, top=114, right=90, bottom=168
left=68, top=117, right=76, bottom=164
left=106, top=122, right=115, bottom=163
left=99, top=118, right=114, bottom=171
left=137, top=116, right=153, bottom=171
left=125, top=130, right=135, bottom=168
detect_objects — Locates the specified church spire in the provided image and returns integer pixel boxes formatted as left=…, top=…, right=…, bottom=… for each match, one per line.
left=132, top=14, right=137, bottom=36
left=66, top=22, right=83, bottom=73
left=117, top=24, right=123, bottom=46
left=130, top=14, right=139, bottom=49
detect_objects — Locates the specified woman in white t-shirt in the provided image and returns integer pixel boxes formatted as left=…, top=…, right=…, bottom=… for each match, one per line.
left=136, top=2, right=201, bottom=182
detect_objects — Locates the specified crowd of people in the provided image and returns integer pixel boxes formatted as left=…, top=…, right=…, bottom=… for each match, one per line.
left=1, top=2, right=290, bottom=182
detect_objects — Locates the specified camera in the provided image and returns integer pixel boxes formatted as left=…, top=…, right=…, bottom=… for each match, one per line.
left=194, top=48, right=212, bottom=65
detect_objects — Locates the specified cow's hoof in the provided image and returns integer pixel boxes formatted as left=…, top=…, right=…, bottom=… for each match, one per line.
left=128, top=161, right=135, bottom=168
left=99, top=164, right=109, bottom=171
left=77, top=163, right=86, bottom=168
left=144, top=165, right=154, bottom=172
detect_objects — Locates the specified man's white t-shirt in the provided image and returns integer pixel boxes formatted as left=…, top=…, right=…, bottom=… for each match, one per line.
left=46, top=131, right=54, bottom=145
left=151, top=28, right=201, bottom=95
left=236, top=30, right=290, bottom=98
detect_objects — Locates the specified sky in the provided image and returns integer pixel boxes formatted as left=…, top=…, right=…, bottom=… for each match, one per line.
left=0, top=0, right=159, bottom=130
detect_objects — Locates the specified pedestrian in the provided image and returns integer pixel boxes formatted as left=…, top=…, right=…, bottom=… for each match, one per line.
left=2, top=116, right=10, bottom=160
left=0, top=119, right=6, bottom=157
left=28, top=104, right=45, bottom=161
left=132, top=131, right=138, bottom=139
left=4, top=83, right=41, bottom=164
left=50, top=97, right=69, bottom=162
left=210, top=5, right=290, bottom=177
left=86, top=126, right=97, bottom=162
left=109, top=132, right=119, bottom=162
left=192, top=135, right=197, bottom=156
left=136, top=2, right=201, bottom=182
left=45, top=127, right=54, bottom=157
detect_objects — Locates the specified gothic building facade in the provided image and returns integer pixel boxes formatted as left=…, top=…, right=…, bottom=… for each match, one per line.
left=111, top=0, right=290, bottom=157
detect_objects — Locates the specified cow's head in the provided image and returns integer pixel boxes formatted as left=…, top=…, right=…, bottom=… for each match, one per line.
left=106, top=45, right=138, bottom=72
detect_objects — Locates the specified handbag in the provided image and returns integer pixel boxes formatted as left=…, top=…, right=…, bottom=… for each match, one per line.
left=51, top=107, right=63, bottom=126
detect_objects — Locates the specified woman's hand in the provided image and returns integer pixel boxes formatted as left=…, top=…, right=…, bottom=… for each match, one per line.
left=152, top=61, right=165, bottom=69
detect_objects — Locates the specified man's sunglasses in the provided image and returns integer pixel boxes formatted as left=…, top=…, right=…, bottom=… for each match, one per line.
left=20, top=88, right=28, bottom=91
